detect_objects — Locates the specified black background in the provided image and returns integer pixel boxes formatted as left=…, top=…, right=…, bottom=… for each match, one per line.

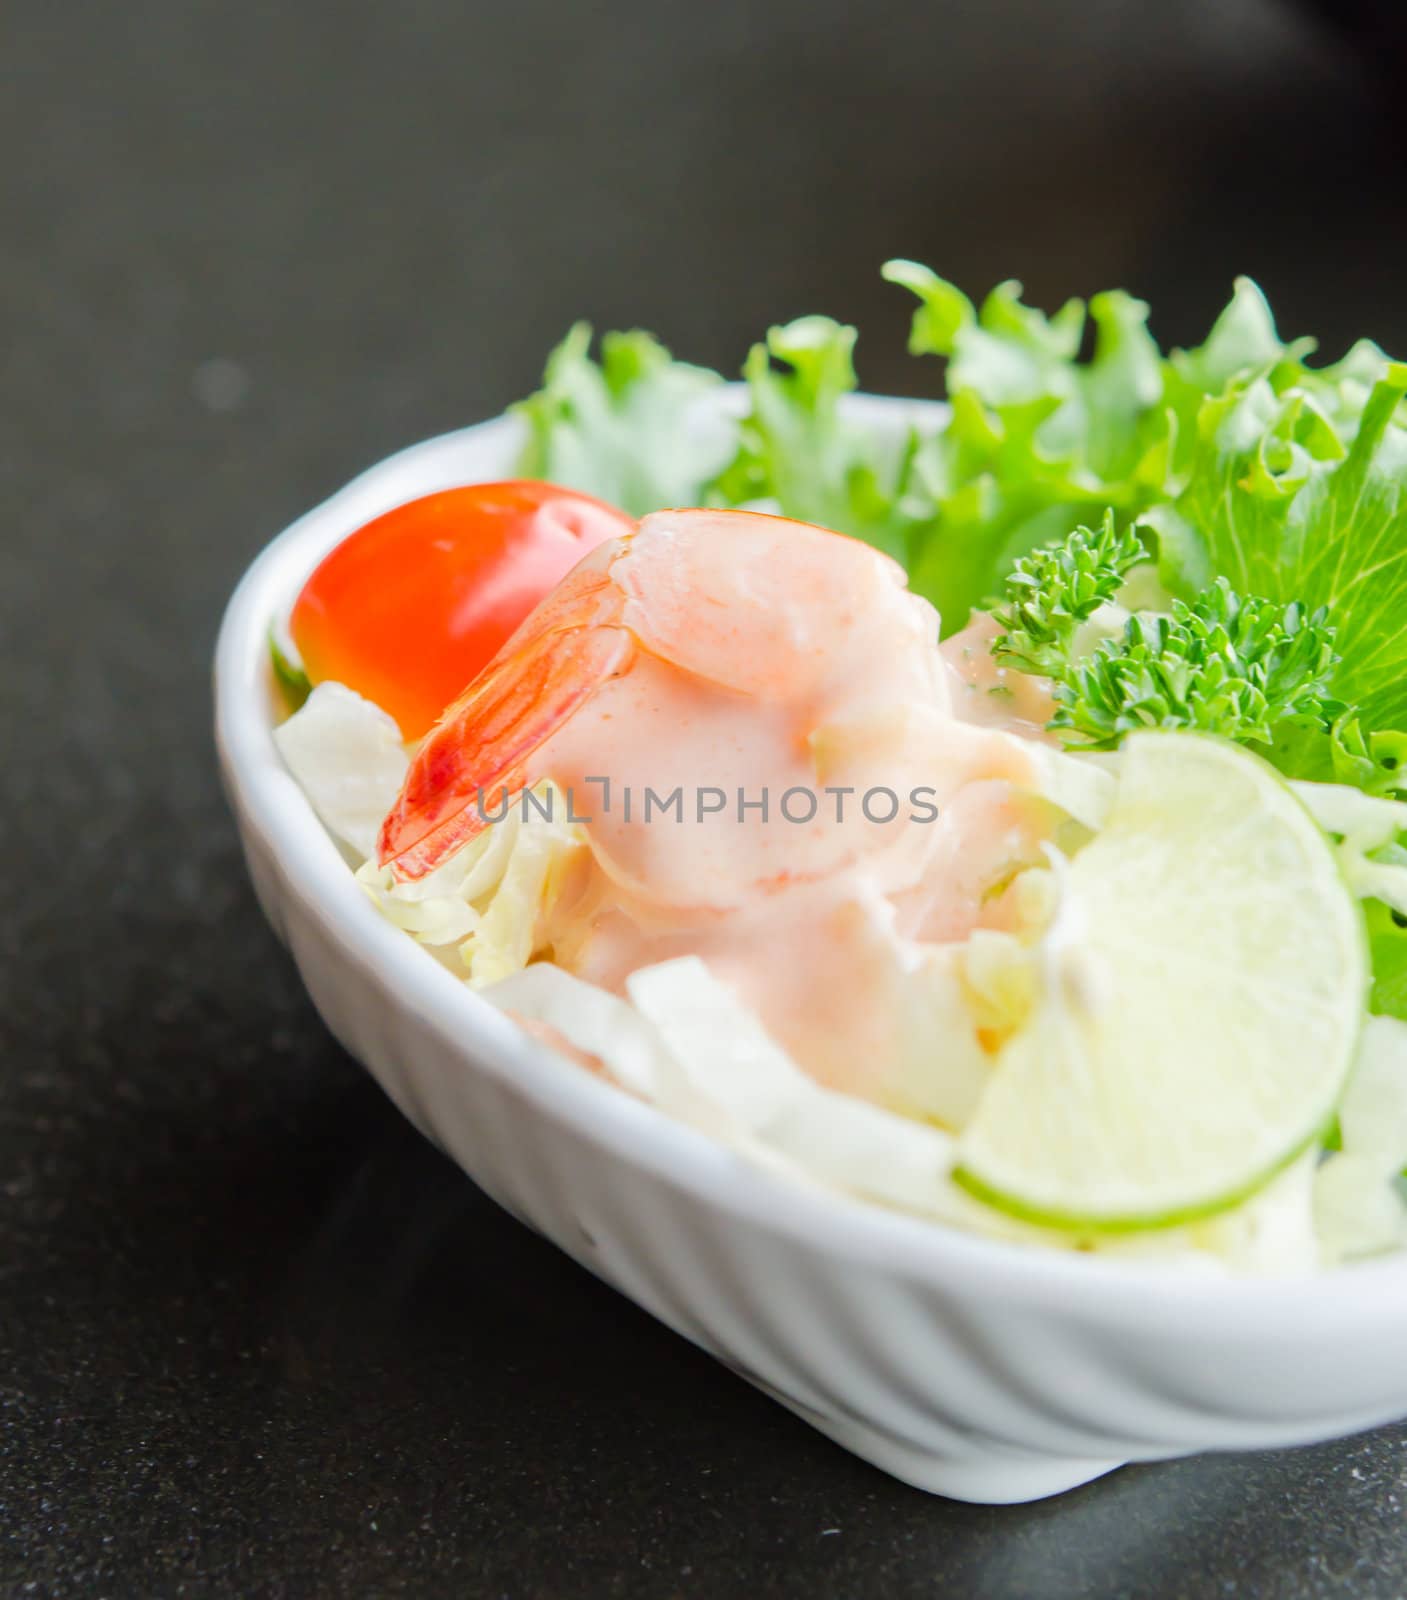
left=5, top=2, right=1407, bottom=1595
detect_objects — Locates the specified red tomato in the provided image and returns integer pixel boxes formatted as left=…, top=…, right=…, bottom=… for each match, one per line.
left=289, top=481, right=633, bottom=738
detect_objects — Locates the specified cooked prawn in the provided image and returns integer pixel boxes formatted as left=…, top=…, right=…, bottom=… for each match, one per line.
left=374, top=505, right=1076, bottom=1113
left=377, top=508, right=962, bottom=882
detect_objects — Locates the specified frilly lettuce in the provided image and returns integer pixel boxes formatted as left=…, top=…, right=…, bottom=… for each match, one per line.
left=513, top=323, right=733, bottom=516
left=707, top=315, right=926, bottom=564
left=1367, top=903, right=1407, bottom=1023
left=517, top=268, right=1407, bottom=729
left=882, top=261, right=1172, bottom=630
left=1172, top=364, right=1407, bottom=727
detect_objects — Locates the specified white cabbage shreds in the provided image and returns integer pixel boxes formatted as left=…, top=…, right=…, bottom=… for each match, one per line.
left=489, top=954, right=964, bottom=1220
left=482, top=956, right=972, bottom=1221
left=1020, top=742, right=1116, bottom=834
left=1315, top=1015, right=1407, bottom=1262
left=480, top=963, right=670, bottom=1100
left=273, top=682, right=408, bottom=861
left=356, top=782, right=584, bottom=982
left=479, top=953, right=1327, bottom=1271
left=624, top=956, right=962, bottom=1219
left=274, top=682, right=583, bottom=983
left=463, top=801, right=583, bottom=985
left=1291, top=782, right=1407, bottom=914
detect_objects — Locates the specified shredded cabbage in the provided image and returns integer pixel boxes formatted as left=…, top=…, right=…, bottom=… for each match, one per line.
left=274, top=683, right=583, bottom=982
left=1315, top=1015, right=1407, bottom=1262
left=461, top=797, right=583, bottom=985
left=481, top=963, right=671, bottom=1101
left=625, top=957, right=965, bottom=1220
left=356, top=783, right=583, bottom=985
left=482, top=954, right=1323, bottom=1273
left=272, top=682, right=408, bottom=861
left=1291, top=780, right=1407, bottom=918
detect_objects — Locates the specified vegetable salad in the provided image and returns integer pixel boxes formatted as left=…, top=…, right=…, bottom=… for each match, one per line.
left=271, top=262, right=1407, bottom=1274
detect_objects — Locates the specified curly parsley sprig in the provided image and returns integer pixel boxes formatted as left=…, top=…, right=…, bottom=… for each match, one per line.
left=1053, top=581, right=1341, bottom=749
left=992, top=524, right=1342, bottom=751
left=991, top=512, right=1145, bottom=677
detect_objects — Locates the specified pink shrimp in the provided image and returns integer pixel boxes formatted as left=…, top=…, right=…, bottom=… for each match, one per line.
left=376, top=508, right=931, bottom=881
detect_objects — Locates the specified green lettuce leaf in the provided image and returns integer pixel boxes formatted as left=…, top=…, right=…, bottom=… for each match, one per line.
left=707, top=315, right=927, bottom=564
left=1367, top=901, right=1407, bottom=1022
left=883, top=261, right=1170, bottom=632
left=514, top=323, right=731, bottom=515
left=1176, top=365, right=1407, bottom=727
left=512, top=267, right=1407, bottom=785
left=270, top=627, right=311, bottom=711
left=1268, top=715, right=1407, bottom=796
left=1167, top=277, right=1292, bottom=396
left=1331, top=719, right=1407, bottom=796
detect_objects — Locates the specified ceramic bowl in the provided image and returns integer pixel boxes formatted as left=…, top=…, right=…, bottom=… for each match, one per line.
left=214, top=396, right=1407, bottom=1504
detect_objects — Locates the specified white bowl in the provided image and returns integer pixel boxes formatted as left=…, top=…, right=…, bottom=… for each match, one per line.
left=214, top=396, right=1407, bottom=1505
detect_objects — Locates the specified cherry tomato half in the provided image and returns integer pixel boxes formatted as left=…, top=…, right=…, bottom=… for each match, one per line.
left=289, top=480, right=633, bottom=738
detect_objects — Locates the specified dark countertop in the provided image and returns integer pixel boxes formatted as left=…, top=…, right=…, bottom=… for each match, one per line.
left=4, top=2, right=1407, bottom=1595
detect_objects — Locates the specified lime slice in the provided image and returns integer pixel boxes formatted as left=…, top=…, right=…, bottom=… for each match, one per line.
left=955, top=732, right=1367, bottom=1231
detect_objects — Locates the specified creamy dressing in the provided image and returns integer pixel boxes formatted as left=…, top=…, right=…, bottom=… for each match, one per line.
left=516, top=511, right=1060, bottom=1115
left=939, top=611, right=1058, bottom=739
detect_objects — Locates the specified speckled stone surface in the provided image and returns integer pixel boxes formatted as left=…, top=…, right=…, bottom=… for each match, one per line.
left=5, top=2, right=1407, bottom=1595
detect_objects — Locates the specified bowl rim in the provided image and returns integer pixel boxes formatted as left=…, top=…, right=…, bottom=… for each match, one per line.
left=214, top=394, right=1407, bottom=1335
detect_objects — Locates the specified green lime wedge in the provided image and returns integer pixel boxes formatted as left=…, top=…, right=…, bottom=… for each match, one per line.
left=955, top=732, right=1367, bottom=1232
